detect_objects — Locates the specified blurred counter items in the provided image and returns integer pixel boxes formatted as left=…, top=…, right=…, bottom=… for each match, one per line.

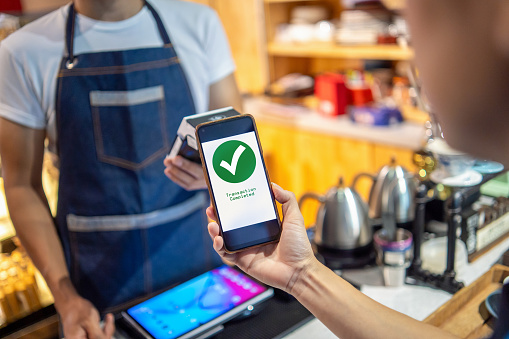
left=266, top=73, right=315, bottom=98
left=0, top=238, right=44, bottom=326
left=273, top=2, right=408, bottom=47
left=0, top=13, right=19, bottom=40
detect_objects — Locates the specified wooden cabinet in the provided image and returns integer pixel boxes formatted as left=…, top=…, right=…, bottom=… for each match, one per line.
left=206, top=0, right=268, bottom=94
left=263, top=0, right=413, bottom=84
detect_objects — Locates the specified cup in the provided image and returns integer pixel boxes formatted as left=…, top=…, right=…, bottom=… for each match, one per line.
left=426, top=138, right=476, bottom=177
left=374, top=228, right=413, bottom=287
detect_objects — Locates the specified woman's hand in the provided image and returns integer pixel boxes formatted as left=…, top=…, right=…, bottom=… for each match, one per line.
left=206, top=183, right=317, bottom=293
left=164, top=156, right=207, bottom=191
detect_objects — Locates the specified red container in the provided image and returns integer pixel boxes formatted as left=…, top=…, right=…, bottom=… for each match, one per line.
left=0, top=0, right=22, bottom=12
left=349, top=87, right=374, bottom=106
left=314, top=73, right=349, bottom=117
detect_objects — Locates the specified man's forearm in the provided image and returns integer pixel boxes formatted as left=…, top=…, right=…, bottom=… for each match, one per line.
left=291, top=259, right=459, bottom=339
left=5, top=185, right=77, bottom=306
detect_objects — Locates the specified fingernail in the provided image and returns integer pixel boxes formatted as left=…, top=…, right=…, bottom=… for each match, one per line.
left=272, top=182, right=282, bottom=190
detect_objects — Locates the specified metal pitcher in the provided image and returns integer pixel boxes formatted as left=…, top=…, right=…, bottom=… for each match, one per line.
left=353, top=158, right=417, bottom=224
left=299, top=178, right=372, bottom=251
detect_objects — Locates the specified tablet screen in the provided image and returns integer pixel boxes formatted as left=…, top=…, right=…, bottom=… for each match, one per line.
left=126, top=265, right=269, bottom=339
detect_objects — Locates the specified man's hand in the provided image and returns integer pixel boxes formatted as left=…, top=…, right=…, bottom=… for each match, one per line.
left=57, top=295, right=115, bottom=339
left=164, top=156, right=207, bottom=191
left=206, top=183, right=317, bottom=294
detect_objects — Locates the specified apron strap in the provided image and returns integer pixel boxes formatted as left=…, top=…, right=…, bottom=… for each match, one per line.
left=144, top=1, right=172, bottom=45
left=65, top=3, right=77, bottom=66
left=64, top=1, right=172, bottom=66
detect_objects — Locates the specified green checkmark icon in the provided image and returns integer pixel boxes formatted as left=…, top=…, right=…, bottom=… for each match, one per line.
left=213, top=140, right=256, bottom=183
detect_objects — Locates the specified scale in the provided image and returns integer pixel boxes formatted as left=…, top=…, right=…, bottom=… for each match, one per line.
left=408, top=170, right=505, bottom=293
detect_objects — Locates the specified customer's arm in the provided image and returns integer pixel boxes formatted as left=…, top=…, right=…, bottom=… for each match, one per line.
left=207, top=183, right=459, bottom=339
left=164, top=73, right=243, bottom=190
left=0, top=118, right=114, bottom=339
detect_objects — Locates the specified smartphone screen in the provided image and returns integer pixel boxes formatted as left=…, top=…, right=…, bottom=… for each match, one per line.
left=197, top=115, right=281, bottom=252
left=124, top=265, right=272, bottom=339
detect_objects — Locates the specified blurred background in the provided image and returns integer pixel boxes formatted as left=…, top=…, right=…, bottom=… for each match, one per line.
left=1, top=1, right=508, bottom=338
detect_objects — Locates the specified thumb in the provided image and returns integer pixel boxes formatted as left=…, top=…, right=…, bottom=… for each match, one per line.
left=272, top=183, right=304, bottom=225
left=102, top=313, right=115, bottom=338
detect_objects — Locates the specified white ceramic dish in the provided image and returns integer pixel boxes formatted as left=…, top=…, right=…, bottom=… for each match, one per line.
left=426, top=139, right=476, bottom=177
left=430, top=168, right=483, bottom=187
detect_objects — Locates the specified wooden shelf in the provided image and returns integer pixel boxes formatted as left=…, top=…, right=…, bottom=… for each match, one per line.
left=381, top=0, right=406, bottom=10
left=264, top=0, right=316, bottom=3
left=268, top=42, right=414, bottom=61
left=265, top=0, right=405, bottom=8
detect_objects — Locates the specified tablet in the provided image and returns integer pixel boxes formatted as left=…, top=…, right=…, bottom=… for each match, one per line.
left=120, top=265, right=273, bottom=339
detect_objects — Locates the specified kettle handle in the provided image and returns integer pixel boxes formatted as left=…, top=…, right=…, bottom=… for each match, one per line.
left=298, top=192, right=325, bottom=209
left=352, top=172, right=375, bottom=189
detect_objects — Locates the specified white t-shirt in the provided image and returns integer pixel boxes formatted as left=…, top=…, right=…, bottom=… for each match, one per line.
left=0, top=0, right=235, bottom=151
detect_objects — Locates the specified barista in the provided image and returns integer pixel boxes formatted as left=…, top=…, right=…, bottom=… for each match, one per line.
left=207, top=1, right=509, bottom=338
left=0, top=0, right=241, bottom=337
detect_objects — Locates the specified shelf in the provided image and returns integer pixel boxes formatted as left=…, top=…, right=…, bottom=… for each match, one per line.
left=381, top=0, right=406, bottom=10
left=268, top=42, right=414, bottom=61
left=265, top=0, right=405, bottom=9
left=264, top=0, right=316, bottom=3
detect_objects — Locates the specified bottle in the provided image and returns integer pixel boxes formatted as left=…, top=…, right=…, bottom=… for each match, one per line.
left=19, top=263, right=41, bottom=311
left=8, top=267, right=30, bottom=317
left=0, top=286, right=11, bottom=324
left=0, top=271, right=20, bottom=322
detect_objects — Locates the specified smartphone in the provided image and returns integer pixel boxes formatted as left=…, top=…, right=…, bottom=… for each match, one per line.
left=196, top=114, right=282, bottom=252
left=121, top=265, right=273, bottom=339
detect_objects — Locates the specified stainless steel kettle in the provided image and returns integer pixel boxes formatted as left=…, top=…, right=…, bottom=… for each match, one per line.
left=299, top=178, right=372, bottom=251
left=353, top=158, right=416, bottom=224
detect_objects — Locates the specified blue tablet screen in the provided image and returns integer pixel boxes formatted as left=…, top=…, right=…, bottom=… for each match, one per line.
left=127, top=265, right=267, bottom=339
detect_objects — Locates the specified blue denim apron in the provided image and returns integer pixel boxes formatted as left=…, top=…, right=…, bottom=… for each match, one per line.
left=54, top=2, right=221, bottom=314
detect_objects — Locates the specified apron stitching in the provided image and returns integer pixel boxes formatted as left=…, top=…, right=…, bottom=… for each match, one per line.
left=91, top=99, right=169, bottom=171
left=91, top=106, right=105, bottom=162
left=175, top=56, right=196, bottom=113
left=96, top=147, right=168, bottom=171
left=159, top=97, right=170, bottom=148
left=61, top=57, right=177, bottom=73
left=57, top=57, right=179, bottom=77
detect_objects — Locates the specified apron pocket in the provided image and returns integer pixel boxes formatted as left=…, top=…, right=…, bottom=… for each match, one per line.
left=66, top=193, right=209, bottom=311
left=90, top=85, right=169, bottom=171
left=67, top=225, right=145, bottom=313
